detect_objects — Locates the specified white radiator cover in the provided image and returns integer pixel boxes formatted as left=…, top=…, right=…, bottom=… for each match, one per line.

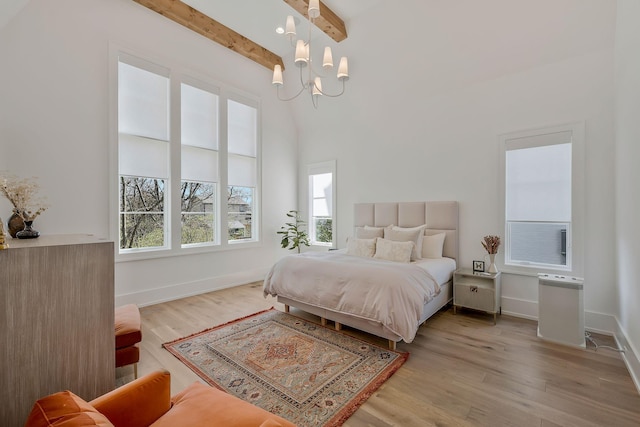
left=537, top=273, right=585, bottom=348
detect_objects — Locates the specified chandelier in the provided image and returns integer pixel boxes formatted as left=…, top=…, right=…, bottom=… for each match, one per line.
left=271, top=0, right=349, bottom=108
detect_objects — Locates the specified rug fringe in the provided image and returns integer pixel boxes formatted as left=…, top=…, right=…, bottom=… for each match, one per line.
left=325, top=352, right=409, bottom=427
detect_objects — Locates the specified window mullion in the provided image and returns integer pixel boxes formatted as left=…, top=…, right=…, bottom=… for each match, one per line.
left=219, top=92, right=229, bottom=245
left=169, top=75, right=182, bottom=252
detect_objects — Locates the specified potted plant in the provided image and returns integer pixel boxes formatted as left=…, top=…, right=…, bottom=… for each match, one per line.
left=277, top=210, right=310, bottom=253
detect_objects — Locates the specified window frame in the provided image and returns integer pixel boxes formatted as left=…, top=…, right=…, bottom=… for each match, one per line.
left=498, top=122, right=585, bottom=276
left=307, top=160, right=336, bottom=248
left=109, top=44, right=262, bottom=261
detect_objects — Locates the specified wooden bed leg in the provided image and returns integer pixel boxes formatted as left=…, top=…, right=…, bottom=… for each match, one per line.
left=321, top=317, right=327, bottom=326
left=284, top=305, right=290, bottom=313
left=335, top=322, right=342, bottom=331
left=389, top=340, right=396, bottom=351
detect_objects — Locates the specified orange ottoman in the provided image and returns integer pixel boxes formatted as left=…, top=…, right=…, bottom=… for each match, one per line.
left=115, top=304, right=142, bottom=378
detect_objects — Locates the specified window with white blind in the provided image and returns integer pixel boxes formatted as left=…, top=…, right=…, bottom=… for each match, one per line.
left=115, top=51, right=261, bottom=256
left=180, top=82, right=219, bottom=246
left=227, top=98, right=258, bottom=242
left=308, top=160, right=336, bottom=247
left=118, top=57, right=170, bottom=251
left=501, top=123, right=584, bottom=272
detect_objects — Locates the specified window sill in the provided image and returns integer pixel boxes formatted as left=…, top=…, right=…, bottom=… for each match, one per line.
left=116, top=240, right=262, bottom=263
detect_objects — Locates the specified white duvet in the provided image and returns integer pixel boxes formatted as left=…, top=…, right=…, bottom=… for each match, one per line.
left=263, top=252, right=441, bottom=343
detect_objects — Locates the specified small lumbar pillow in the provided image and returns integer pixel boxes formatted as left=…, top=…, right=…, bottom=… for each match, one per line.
left=355, top=226, right=384, bottom=239
left=373, top=237, right=414, bottom=263
left=384, top=225, right=425, bottom=261
left=422, top=233, right=446, bottom=258
left=346, top=237, right=376, bottom=258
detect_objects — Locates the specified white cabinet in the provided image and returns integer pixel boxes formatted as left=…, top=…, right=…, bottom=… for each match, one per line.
left=453, top=269, right=501, bottom=324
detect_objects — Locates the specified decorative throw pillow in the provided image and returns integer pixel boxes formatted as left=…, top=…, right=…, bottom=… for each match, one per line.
left=25, top=391, right=114, bottom=427
left=384, top=225, right=424, bottom=261
left=346, top=237, right=376, bottom=258
left=355, top=227, right=384, bottom=239
left=373, top=238, right=414, bottom=263
left=422, top=233, right=446, bottom=258
left=391, top=224, right=427, bottom=260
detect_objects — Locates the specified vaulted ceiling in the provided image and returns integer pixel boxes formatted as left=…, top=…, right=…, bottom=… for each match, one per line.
left=131, top=0, right=373, bottom=70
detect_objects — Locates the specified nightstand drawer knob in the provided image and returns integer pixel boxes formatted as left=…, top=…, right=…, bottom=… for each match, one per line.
left=471, top=286, right=478, bottom=292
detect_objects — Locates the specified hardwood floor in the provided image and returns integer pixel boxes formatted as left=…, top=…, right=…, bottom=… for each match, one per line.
left=118, top=282, right=640, bottom=427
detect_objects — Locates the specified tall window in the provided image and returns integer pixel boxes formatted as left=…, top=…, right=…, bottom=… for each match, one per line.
left=118, top=57, right=169, bottom=250
left=115, top=51, right=261, bottom=255
left=308, top=160, right=336, bottom=247
left=181, top=82, right=219, bottom=246
left=502, top=125, right=582, bottom=271
left=227, top=98, right=258, bottom=242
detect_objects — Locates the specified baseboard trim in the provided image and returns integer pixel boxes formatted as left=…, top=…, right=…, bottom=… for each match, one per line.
left=115, top=268, right=269, bottom=307
left=613, top=318, right=640, bottom=394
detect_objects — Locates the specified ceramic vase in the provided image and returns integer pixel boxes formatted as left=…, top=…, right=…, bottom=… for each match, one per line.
left=16, top=220, right=40, bottom=239
left=488, top=253, right=498, bottom=273
left=8, top=212, right=24, bottom=238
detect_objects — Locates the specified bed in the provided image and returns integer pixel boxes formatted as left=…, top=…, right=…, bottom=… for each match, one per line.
left=263, top=201, right=458, bottom=349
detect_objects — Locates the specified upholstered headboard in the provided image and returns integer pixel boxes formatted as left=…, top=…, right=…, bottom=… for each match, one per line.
left=354, top=201, right=459, bottom=261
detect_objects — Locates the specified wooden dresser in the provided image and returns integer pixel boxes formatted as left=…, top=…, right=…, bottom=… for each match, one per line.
left=0, top=235, right=115, bottom=426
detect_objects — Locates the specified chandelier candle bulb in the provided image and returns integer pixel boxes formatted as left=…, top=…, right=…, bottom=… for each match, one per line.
left=337, top=57, right=349, bottom=80
left=312, top=77, right=323, bottom=96
left=323, top=47, right=334, bottom=69
left=272, top=64, right=283, bottom=86
left=294, top=40, right=308, bottom=66
left=285, top=15, right=296, bottom=37
left=308, top=0, right=320, bottom=19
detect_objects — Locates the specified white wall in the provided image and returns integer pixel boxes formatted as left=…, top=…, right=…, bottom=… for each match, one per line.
left=0, top=0, right=298, bottom=305
left=614, top=0, right=640, bottom=390
left=294, top=0, right=619, bottom=329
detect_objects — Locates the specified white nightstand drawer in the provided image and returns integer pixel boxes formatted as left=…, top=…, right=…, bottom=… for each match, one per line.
left=454, top=283, right=495, bottom=312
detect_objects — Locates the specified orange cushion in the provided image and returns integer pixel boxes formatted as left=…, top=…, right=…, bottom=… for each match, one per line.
left=150, top=382, right=296, bottom=427
left=115, top=304, right=141, bottom=349
left=25, top=391, right=114, bottom=427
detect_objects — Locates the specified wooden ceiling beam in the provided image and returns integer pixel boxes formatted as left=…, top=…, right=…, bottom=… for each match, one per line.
left=133, top=0, right=284, bottom=71
left=282, top=0, right=348, bottom=42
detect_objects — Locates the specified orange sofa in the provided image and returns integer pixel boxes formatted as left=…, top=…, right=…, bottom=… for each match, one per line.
left=25, top=370, right=296, bottom=427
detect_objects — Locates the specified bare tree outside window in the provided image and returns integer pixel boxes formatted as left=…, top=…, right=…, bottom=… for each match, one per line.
left=227, top=186, right=253, bottom=240
left=181, top=182, right=215, bottom=245
left=119, top=176, right=165, bottom=249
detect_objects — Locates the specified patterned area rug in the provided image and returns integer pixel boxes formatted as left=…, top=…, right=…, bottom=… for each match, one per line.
left=163, top=308, right=408, bottom=427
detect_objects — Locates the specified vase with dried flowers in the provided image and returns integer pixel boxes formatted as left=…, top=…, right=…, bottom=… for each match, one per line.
left=0, top=173, right=48, bottom=239
left=482, top=235, right=501, bottom=273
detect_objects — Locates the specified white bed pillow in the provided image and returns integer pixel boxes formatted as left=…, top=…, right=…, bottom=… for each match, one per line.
left=346, top=237, right=376, bottom=258
left=373, top=238, right=413, bottom=263
left=355, top=226, right=384, bottom=239
left=391, top=224, right=427, bottom=261
left=422, top=233, right=446, bottom=258
left=384, top=225, right=425, bottom=261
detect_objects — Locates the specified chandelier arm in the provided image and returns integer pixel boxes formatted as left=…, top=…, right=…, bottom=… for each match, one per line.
left=276, top=85, right=306, bottom=102
left=315, top=80, right=346, bottom=98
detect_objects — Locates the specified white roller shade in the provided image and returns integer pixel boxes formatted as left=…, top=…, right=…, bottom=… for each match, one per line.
left=181, top=83, right=218, bottom=150
left=311, top=173, right=332, bottom=216
left=506, top=142, right=571, bottom=222
left=118, top=133, right=169, bottom=179
left=181, top=145, right=219, bottom=183
left=228, top=154, right=256, bottom=187
left=118, top=61, right=169, bottom=141
left=228, top=100, right=257, bottom=157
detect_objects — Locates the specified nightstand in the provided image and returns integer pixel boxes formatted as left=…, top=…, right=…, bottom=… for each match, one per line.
left=453, top=269, right=502, bottom=324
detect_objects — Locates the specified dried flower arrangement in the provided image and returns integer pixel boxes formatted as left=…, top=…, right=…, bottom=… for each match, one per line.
left=0, top=173, right=48, bottom=222
left=481, top=235, right=501, bottom=254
